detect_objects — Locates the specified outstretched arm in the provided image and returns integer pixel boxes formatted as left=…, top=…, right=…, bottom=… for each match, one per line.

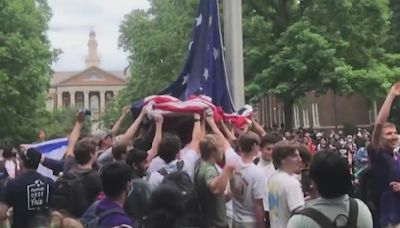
left=205, top=110, right=231, bottom=151
left=372, top=83, right=400, bottom=148
left=111, top=106, right=131, bottom=136
left=65, top=112, right=85, bottom=157
left=119, top=108, right=146, bottom=143
left=208, top=163, right=235, bottom=195
left=147, top=114, right=163, bottom=162
left=188, top=113, right=202, bottom=153
left=220, top=121, right=236, bottom=144
left=251, top=118, right=266, bottom=137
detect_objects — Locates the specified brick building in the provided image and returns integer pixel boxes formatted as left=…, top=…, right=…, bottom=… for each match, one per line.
left=255, top=91, right=378, bottom=130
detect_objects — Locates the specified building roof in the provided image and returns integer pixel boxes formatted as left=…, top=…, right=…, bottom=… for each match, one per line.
left=50, top=67, right=126, bottom=87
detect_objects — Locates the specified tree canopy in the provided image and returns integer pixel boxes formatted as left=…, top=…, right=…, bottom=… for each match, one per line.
left=244, top=0, right=400, bottom=128
left=0, top=0, right=55, bottom=146
left=113, top=0, right=400, bottom=129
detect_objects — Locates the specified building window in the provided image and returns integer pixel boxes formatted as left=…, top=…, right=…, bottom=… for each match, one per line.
left=105, top=91, right=114, bottom=106
left=302, top=108, right=310, bottom=128
left=89, top=92, right=100, bottom=113
left=62, top=92, right=70, bottom=108
left=312, top=103, right=320, bottom=127
left=75, top=92, right=84, bottom=108
left=293, top=105, right=300, bottom=128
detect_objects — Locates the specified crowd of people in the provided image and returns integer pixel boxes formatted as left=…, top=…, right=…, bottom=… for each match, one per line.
left=1, top=83, right=400, bottom=228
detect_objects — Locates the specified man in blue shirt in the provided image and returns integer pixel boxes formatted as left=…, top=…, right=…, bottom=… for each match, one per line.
left=369, top=82, right=400, bottom=228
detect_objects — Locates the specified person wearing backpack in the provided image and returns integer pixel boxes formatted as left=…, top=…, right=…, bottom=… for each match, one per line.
left=144, top=184, right=185, bottom=228
left=148, top=133, right=182, bottom=189
left=287, top=150, right=373, bottom=228
left=81, top=162, right=133, bottom=228
left=124, top=148, right=152, bottom=228
left=52, top=138, right=102, bottom=218
left=0, top=148, right=54, bottom=228
left=230, top=132, right=266, bottom=228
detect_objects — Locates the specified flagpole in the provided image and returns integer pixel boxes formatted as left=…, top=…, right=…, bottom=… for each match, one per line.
left=223, top=0, right=245, bottom=109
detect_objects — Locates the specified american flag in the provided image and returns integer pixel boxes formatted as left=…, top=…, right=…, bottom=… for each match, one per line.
left=133, top=0, right=235, bottom=113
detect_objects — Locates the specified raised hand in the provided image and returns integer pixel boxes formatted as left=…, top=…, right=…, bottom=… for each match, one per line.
left=154, top=113, right=163, bottom=124
left=205, top=108, right=214, bottom=123
left=122, top=106, right=131, bottom=115
left=76, top=111, right=85, bottom=123
left=390, top=83, right=400, bottom=97
left=194, top=113, right=201, bottom=120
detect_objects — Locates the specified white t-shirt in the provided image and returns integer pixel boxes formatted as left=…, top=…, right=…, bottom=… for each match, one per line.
left=230, top=158, right=266, bottom=223
left=257, top=159, right=275, bottom=211
left=5, top=159, right=19, bottom=179
left=268, top=170, right=305, bottom=228
left=180, top=147, right=200, bottom=179
left=148, top=159, right=179, bottom=190
left=287, top=195, right=373, bottom=228
left=97, top=148, right=113, bottom=166
left=147, top=156, right=167, bottom=174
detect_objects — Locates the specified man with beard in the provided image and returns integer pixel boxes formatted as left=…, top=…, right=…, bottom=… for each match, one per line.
left=125, top=148, right=151, bottom=227
left=369, top=83, right=400, bottom=228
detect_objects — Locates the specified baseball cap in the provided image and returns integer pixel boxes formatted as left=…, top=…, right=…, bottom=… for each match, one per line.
left=93, top=129, right=112, bottom=145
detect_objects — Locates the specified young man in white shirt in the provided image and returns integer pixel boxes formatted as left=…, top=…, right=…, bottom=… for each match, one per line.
left=268, top=141, right=305, bottom=228
left=287, top=150, right=373, bottom=228
left=231, top=132, right=266, bottom=228
left=256, top=134, right=281, bottom=227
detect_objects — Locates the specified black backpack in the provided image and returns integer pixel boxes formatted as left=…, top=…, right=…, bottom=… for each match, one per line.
left=158, top=161, right=203, bottom=228
left=124, top=177, right=152, bottom=228
left=52, top=171, right=88, bottom=217
left=293, top=198, right=359, bottom=228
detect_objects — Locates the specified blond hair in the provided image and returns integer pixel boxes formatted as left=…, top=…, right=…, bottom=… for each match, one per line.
left=199, top=134, right=219, bottom=160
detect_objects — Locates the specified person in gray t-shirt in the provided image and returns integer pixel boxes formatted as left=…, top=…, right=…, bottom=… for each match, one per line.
left=288, top=150, right=373, bottom=228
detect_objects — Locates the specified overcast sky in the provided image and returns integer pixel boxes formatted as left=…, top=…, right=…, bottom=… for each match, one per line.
left=47, top=0, right=150, bottom=71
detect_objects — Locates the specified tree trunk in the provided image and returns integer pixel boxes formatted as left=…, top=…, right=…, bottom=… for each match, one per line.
left=283, top=99, right=294, bottom=131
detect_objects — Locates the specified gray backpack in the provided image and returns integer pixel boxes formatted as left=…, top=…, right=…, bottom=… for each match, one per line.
left=293, top=198, right=359, bottom=228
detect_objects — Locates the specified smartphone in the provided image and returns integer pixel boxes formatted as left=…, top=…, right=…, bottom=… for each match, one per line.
left=79, top=109, right=91, bottom=116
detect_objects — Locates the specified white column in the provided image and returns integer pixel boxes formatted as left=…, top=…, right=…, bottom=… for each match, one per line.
left=70, top=91, right=75, bottom=108
left=57, top=92, right=62, bottom=109
left=84, top=91, right=89, bottom=109
left=100, top=91, right=106, bottom=112
left=223, top=0, right=245, bottom=109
